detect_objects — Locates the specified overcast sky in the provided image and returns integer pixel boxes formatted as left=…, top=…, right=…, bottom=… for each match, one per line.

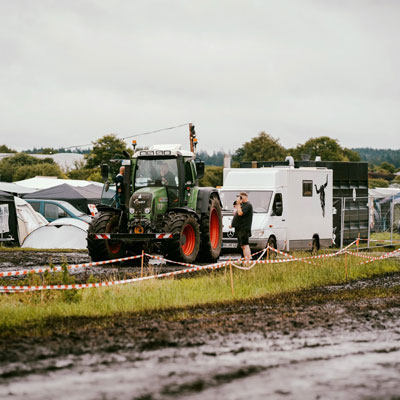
left=1, top=0, right=399, bottom=154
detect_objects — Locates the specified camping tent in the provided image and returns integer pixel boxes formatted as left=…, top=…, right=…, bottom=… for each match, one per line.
left=0, top=182, right=38, bottom=195
left=73, top=184, right=104, bottom=205
left=0, top=190, right=19, bottom=245
left=14, top=197, right=48, bottom=244
left=22, top=218, right=88, bottom=250
left=15, top=177, right=103, bottom=190
left=23, top=183, right=102, bottom=213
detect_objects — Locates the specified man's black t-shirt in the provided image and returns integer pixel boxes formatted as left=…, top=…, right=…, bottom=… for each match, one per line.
left=115, top=173, right=124, bottom=202
left=233, top=201, right=253, bottom=231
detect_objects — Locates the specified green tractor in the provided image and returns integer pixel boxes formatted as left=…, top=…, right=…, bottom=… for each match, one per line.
left=87, top=130, right=222, bottom=264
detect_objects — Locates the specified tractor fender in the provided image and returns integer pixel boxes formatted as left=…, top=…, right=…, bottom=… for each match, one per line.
left=167, top=207, right=200, bottom=220
left=196, top=187, right=221, bottom=214
left=96, top=204, right=123, bottom=214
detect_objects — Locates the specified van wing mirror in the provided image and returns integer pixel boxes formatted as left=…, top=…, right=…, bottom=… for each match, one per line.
left=195, top=160, right=205, bottom=180
left=101, top=164, right=110, bottom=182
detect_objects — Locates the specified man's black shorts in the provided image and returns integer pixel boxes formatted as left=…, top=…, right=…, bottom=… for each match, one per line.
left=236, top=229, right=251, bottom=247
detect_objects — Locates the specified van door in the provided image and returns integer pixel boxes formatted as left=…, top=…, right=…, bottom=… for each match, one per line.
left=268, top=192, right=288, bottom=250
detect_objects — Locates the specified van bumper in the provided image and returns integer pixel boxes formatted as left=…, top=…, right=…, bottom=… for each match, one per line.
left=221, top=237, right=267, bottom=252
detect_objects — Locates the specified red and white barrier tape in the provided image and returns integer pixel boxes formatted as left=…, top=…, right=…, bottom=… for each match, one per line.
left=344, top=251, right=376, bottom=260
left=0, top=254, right=143, bottom=278
left=0, top=259, right=229, bottom=293
left=1, top=240, right=398, bottom=293
left=356, top=247, right=400, bottom=266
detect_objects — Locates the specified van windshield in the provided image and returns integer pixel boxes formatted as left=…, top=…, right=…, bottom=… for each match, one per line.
left=219, top=190, right=273, bottom=213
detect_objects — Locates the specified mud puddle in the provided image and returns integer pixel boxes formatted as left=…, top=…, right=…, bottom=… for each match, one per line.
left=1, top=312, right=400, bottom=399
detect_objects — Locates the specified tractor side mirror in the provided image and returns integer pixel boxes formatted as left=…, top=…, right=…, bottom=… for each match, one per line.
left=101, top=164, right=109, bottom=182
left=195, top=160, right=205, bottom=180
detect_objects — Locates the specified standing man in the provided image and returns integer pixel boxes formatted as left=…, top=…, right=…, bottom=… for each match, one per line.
left=232, top=192, right=253, bottom=262
left=114, top=166, right=125, bottom=209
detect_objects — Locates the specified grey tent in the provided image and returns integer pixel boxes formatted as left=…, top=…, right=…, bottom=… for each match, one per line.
left=73, top=184, right=104, bottom=204
left=0, top=190, right=19, bottom=245
left=23, top=183, right=102, bottom=214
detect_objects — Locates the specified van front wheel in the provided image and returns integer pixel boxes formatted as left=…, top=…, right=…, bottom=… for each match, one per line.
left=266, top=236, right=277, bottom=259
left=311, top=237, right=319, bottom=255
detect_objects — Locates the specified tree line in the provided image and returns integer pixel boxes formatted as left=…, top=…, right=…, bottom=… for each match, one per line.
left=1, top=133, right=399, bottom=189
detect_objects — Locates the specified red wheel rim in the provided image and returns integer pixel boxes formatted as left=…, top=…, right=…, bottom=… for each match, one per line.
left=106, top=216, right=122, bottom=255
left=182, top=224, right=196, bottom=256
left=209, top=208, right=220, bottom=249
left=108, top=241, right=122, bottom=254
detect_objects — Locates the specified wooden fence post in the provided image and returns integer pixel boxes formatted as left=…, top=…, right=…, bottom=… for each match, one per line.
left=140, top=250, right=144, bottom=278
left=229, top=262, right=235, bottom=296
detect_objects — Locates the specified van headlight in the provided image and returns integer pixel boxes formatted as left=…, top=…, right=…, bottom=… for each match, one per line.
left=252, top=230, right=265, bottom=238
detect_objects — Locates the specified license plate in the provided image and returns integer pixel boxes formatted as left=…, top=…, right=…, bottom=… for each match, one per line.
left=223, top=242, right=237, bottom=248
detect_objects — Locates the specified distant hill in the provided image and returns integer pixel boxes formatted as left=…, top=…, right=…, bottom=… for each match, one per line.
left=352, top=148, right=400, bottom=168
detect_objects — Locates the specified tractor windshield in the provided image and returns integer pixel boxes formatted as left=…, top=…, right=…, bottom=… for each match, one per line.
left=135, top=158, right=179, bottom=188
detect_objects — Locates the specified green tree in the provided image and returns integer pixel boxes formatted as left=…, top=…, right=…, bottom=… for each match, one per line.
left=37, top=147, right=59, bottom=154
left=368, top=178, right=389, bottom=188
left=380, top=162, right=396, bottom=173
left=233, top=132, right=287, bottom=163
left=0, top=153, right=61, bottom=182
left=199, top=166, right=223, bottom=187
left=292, top=136, right=361, bottom=162
left=14, top=163, right=65, bottom=181
left=0, top=144, right=16, bottom=153
left=67, top=167, right=96, bottom=180
left=85, top=134, right=132, bottom=169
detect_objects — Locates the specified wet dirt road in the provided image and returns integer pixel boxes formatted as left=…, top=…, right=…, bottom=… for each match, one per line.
left=1, top=252, right=400, bottom=399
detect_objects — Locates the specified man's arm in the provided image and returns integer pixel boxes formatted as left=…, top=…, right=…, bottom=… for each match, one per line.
left=237, top=202, right=250, bottom=216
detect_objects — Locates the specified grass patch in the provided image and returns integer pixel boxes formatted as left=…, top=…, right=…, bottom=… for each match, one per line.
left=0, top=253, right=399, bottom=334
left=370, top=232, right=400, bottom=242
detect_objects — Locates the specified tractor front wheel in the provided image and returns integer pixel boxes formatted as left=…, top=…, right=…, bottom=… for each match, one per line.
left=87, top=211, right=127, bottom=261
left=162, top=213, right=200, bottom=263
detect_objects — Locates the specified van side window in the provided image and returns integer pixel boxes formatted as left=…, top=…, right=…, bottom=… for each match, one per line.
left=30, top=202, right=40, bottom=212
left=44, top=204, right=67, bottom=220
left=272, top=193, right=283, bottom=216
left=303, top=180, right=313, bottom=197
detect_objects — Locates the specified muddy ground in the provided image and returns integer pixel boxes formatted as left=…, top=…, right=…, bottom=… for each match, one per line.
left=0, top=252, right=400, bottom=399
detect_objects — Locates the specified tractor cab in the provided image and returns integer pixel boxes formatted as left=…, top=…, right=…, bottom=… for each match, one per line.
left=131, top=144, right=203, bottom=210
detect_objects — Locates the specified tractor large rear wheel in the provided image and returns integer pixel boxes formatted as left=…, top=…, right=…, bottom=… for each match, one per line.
left=87, top=211, right=126, bottom=261
left=162, top=213, right=200, bottom=263
left=198, top=195, right=222, bottom=262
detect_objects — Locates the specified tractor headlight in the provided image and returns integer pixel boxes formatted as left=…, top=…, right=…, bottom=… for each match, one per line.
left=144, top=207, right=151, bottom=214
left=129, top=208, right=135, bottom=214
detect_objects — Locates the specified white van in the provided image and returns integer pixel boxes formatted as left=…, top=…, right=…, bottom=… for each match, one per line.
left=219, top=166, right=333, bottom=252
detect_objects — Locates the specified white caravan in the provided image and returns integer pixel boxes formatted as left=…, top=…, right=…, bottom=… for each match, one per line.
left=219, top=166, right=333, bottom=252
